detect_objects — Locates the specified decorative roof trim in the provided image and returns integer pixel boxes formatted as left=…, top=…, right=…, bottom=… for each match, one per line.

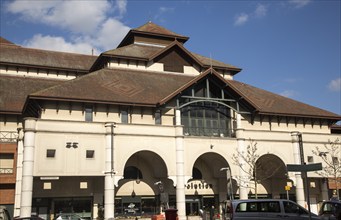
left=149, top=40, right=204, bottom=66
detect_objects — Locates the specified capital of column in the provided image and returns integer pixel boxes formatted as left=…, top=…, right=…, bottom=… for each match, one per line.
left=290, top=131, right=301, bottom=142
left=23, top=118, right=37, bottom=132
left=105, top=122, right=116, bottom=134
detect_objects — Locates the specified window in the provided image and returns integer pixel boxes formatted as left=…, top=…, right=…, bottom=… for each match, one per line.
left=332, top=157, right=339, bottom=165
left=181, top=103, right=232, bottom=137
left=121, top=108, right=128, bottom=124
left=46, top=149, right=56, bottom=158
left=236, top=201, right=280, bottom=213
left=85, top=107, right=93, bottom=122
left=283, top=201, right=307, bottom=214
left=0, top=153, right=14, bottom=174
left=307, top=156, right=314, bottom=163
left=155, top=109, right=161, bottom=125
left=86, top=150, right=95, bottom=159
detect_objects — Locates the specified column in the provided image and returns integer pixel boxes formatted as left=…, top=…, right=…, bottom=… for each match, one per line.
left=175, top=109, right=186, bottom=220
left=321, top=179, right=329, bottom=201
left=14, top=128, right=24, bottom=217
left=235, top=113, right=248, bottom=199
left=291, top=132, right=305, bottom=207
left=20, top=118, right=37, bottom=218
left=104, top=123, right=116, bottom=220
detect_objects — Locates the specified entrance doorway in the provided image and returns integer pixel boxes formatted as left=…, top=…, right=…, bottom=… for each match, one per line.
left=54, top=197, right=92, bottom=218
left=186, top=198, right=201, bottom=216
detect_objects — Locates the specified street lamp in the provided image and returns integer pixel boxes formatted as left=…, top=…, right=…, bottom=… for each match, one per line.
left=220, top=167, right=234, bottom=200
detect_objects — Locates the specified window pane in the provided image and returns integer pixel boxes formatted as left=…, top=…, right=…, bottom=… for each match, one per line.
left=85, top=107, right=93, bottom=122
left=46, top=149, right=56, bottom=158
left=0, top=153, right=14, bottom=174
left=121, top=109, right=128, bottom=123
left=155, top=110, right=161, bottom=125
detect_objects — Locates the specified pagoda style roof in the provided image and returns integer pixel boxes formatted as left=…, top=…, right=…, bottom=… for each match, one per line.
left=0, top=37, right=97, bottom=72
left=92, top=42, right=241, bottom=73
left=20, top=67, right=340, bottom=121
left=133, top=21, right=188, bottom=39
left=118, top=21, right=189, bottom=48
left=29, top=68, right=193, bottom=106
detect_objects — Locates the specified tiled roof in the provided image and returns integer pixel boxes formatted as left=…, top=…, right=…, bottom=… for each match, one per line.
left=100, top=43, right=240, bottom=71
left=0, top=43, right=97, bottom=71
left=0, top=75, right=62, bottom=114
left=103, top=44, right=161, bottom=60
left=27, top=67, right=340, bottom=120
left=0, top=37, right=16, bottom=45
left=30, top=68, right=194, bottom=106
left=227, top=80, right=341, bottom=119
left=133, top=21, right=188, bottom=39
left=191, top=52, right=241, bottom=71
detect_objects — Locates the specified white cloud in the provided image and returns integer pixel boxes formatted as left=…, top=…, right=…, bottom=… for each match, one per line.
left=280, top=90, right=298, bottom=98
left=6, top=1, right=111, bottom=34
left=234, top=4, right=267, bottom=26
left=254, top=4, right=267, bottom=18
left=234, top=13, right=249, bottom=26
left=116, top=0, right=127, bottom=16
left=328, top=77, right=341, bottom=92
left=24, top=34, right=97, bottom=55
left=288, top=0, right=311, bottom=9
left=5, top=0, right=130, bottom=54
left=154, top=6, right=175, bottom=22
left=94, top=18, right=130, bottom=50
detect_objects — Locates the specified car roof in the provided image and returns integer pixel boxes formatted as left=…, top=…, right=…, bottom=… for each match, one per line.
left=232, top=199, right=291, bottom=203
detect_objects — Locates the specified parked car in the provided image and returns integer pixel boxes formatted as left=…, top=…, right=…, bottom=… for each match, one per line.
left=0, top=206, right=11, bottom=220
left=13, top=215, right=45, bottom=220
left=319, top=200, right=341, bottom=220
left=224, top=199, right=320, bottom=220
left=54, top=213, right=86, bottom=220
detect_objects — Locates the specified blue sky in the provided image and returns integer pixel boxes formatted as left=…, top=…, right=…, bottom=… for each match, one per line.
left=1, top=0, right=340, bottom=116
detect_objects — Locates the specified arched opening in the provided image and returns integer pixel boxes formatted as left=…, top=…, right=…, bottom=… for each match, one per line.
left=187, top=153, right=235, bottom=216
left=116, top=151, right=172, bottom=217
left=250, top=154, right=290, bottom=199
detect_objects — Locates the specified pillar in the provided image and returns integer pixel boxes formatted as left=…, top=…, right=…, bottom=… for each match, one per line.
left=175, top=109, right=186, bottom=220
left=104, top=123, right=116, bottom=220
left=236, top=113, right=248, bottom=199
left=291, top=132, right=305, bottom=207
left=14, top=128, right=24, bottom=217
left=321, top=179, right=329, bottom=201
left=20, top=118, right=37, bottom=218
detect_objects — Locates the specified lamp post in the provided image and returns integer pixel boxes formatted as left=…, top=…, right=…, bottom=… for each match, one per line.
left=220, top=167, right=234, bottom=200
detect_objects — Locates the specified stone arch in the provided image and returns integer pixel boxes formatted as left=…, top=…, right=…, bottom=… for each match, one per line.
left=117, top=150, right=173, bottom=197
left=253, top=153, right=289, bottom=197
left=188, top=152, right=237, bottom=195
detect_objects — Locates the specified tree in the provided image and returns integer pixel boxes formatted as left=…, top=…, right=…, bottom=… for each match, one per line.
left=232, top=139, right=284, bottom=199
left=312, top=138, right=341, bottom=200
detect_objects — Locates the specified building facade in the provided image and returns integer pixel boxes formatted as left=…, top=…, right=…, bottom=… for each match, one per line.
left=0, top=22, right=340, bottom=220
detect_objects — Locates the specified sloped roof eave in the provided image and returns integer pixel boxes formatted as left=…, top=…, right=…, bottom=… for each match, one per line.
left=28, top=95, right=158, bottom=107
left=149, top=41, right=204, bottom=67
left=257, top=111, right=341, bottom=121
left=0, top=61, right=90, bottom=73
